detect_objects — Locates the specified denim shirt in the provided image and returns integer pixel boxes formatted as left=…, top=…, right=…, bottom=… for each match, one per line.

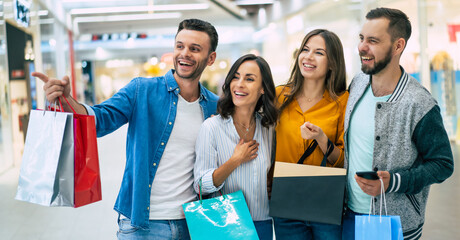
left=86, top=70, right=218, bottom=229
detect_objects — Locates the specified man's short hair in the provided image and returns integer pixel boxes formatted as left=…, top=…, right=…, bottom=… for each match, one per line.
left=366, top=8, right=412, bottom=43
left=176, top=19, right=218, bottom=53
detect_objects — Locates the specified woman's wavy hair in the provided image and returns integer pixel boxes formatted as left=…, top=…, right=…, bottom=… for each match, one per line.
left=217, top=54, right=278, bottom=127
left=278, top=29, right=347, bottom=114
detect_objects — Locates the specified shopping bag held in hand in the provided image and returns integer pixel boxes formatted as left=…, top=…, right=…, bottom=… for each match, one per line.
left=355, top=179, right=404, bottom=240
left=16, top=103, right=75, bottom=207
left=67, top=97, right=102, bottom=208
left=269, top=140, right=346, bottom=225
left=183, top=180, right=259, bottom=240
left=16, top=98, right=102, bottom=207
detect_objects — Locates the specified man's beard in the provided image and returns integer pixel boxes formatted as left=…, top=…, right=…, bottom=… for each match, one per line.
left=361, top=47, right=392, bottom=75
left=174, top=57, right=209, bottom=80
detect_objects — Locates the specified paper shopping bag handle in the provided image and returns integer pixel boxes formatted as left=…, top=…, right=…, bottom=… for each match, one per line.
left=61, top=96, right=77, bottom=114
left=43, top=99, right=63, bottom=116
left=297, top=139, right=334, bottom=167
left=198, top=178, right=225, bottom=205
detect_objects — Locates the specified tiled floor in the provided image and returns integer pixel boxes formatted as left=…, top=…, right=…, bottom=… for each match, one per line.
left=0, top=125, right=458, bottom=239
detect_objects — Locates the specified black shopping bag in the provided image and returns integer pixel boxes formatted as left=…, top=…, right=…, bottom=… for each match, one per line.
left=269, top=162, right=346, bottom=225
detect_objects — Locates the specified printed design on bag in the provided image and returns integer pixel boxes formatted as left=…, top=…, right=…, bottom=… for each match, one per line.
left=183, top=190, right=258, bottom=240
left=185, top=196, right=240, bottom=227
left=405, top=194, right=421, bottom=216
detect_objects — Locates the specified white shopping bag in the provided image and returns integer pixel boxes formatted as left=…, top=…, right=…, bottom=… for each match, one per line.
left=15, top=109, right=75, bottom=207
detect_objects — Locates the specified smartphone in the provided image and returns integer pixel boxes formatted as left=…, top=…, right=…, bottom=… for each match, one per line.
left=356, top=171, right=379, bottom=180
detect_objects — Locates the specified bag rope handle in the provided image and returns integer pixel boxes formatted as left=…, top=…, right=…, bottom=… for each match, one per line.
left=368, top=178, right=388, bottom=222
left=199, top=179, right=203, bottom=205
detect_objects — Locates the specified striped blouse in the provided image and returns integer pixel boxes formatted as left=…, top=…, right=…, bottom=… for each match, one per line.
left=194, top=114, right=273, bottom=221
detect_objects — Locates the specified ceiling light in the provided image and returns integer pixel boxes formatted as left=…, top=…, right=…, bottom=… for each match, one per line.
left=49, top=39, right=56, bottom=47
left=149, top=57, right=159, bottom=65
left=70, top=4, right=208, bottom=15
left=74, top=12, right=182, bottom=23
left=39, top=18, right=54, bottom=25
left=63, top=0, right=114, bottom=2
left=120, top=33, right=129, bottom=40
left=219, top=61, right=227, bottom=69
left=258, top=8, right=267, bottom=27
left=30, top=10, right=49, bottom=17
left=235, top=0, right=274, bottom=5
left=38, top=10, right=49, bottom=16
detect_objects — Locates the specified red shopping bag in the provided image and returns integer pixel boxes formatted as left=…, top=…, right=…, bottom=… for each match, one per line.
left=73, top=113, right=102, bottom=207
left=61, top=96, right=102, bottom=208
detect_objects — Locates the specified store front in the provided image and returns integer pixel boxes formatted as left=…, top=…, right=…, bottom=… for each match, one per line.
left=0, top=1, right=14, bottom=174
left=0, top=0, right=72, bottom=172
left=0, top=0, right=42, bottom=171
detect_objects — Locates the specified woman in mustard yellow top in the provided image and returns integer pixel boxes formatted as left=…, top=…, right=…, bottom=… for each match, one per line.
left=273, top=29, right=348, bottom=239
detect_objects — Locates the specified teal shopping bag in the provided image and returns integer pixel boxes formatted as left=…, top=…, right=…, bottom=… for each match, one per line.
left=355, top=179, right=403, bottom=240
left=183, top=190, right=259, bottom=240
left=355, top=215, right=403, bottom=240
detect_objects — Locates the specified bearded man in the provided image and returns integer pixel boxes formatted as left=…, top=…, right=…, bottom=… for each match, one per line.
left=341, top=7, right=454, bottom=240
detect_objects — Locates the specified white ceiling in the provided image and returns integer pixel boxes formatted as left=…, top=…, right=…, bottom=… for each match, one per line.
left=41, top=0, right=274, bottom=61
left=58, top=0, right=263, bottom=35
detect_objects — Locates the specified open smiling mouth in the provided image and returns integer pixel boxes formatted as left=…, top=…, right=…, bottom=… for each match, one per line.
left=234, top=91, right=248, bottom=96
left=303, top=63, right=315, bottom=69
left=178, top=60, right=193, bottom=66
left=361, top=56, right=374, bottom=62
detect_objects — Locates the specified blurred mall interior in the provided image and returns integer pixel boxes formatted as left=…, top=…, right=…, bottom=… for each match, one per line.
left=0, top=0, right=459, bottom=239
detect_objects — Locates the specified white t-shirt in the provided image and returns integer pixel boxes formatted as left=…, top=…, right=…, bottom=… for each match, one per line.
left=149, top=94, right=204, bottom=219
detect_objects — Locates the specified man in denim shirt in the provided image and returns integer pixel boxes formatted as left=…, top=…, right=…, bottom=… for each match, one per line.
left=33, top=19, right=220, bottom=240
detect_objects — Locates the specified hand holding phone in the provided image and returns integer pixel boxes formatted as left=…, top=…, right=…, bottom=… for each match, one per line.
left=356, top=171, right=379, bottom=180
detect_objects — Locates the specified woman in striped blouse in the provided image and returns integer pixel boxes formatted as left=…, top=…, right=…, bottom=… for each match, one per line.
left=194, top=54, right=278, bottom=240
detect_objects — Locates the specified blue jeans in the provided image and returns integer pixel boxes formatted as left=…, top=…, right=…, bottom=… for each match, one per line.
left=342, top=208, right=366, bottom=240
left=117, top=218, right=190, bottom=240
left=254, top=219, right=273, bottom=240
left=273, top=217, right=341, bottom=240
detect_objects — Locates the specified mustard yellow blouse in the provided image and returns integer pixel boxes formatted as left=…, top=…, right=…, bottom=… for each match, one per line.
left=275, top=86, right=349, bottom=167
